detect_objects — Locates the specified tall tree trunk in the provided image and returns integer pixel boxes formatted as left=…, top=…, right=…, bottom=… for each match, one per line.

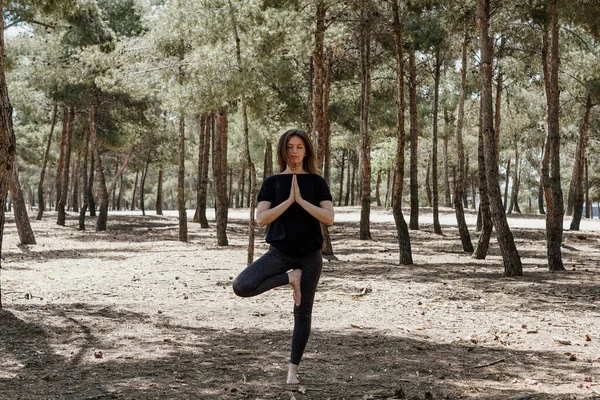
left=79, top=128, right=90, bottom=230
left=198, top=114, right=211, bottom=228
left=508, top=136, right=521, bottom=214
left=538, top=141, right=546, bottom=215
left=140, top=152, right=150, bottom=216
left=156, top=169, right=164, bottom=215
left=494, top=35, right=506, bottom=161
left=345, top=151, right=352, bottom=206
left=72, top=154, right=80, bottom=212
left=443, top=108, right=451, bottom=208
left=57, top=105, right=73, bottom=226
left=408, top=45, right=419, bottom=230
left=391, top=0, right=413, bottom=264
left=542, top=0, right=565, bottom=271
left=131, top=170, right=139, bottom=211
left=312, top=0, right=326, bottom=172
left=569, top=94, right=592, bottom=231
left=473, top=100, right=493, bottom=257
left=88, top=105, right=109, bottom=231
left=359, top=8, right=372, bottom=240
left=375, top=171, right=382, bottom=207
left=321, top=49, right=334, bottom=255
left=194, top=115, right=205, bottom=222
left=432, top=43, right=442, bottom=234
left=9, top=159, right=36, bottom=244
left=37, top=103, right=58, bottom=220
left=0, top=0, right=17, bottom=308
left=263, top=139, right=273, bottom=179
left=477, top=0, right=522, bottom=276
left=454, top=28, right=473, bottom=253
left=177, top=117, right=188, bottom=242
left=88, top=152, right=96, bottom=217
left=504, top=158, right=511, bottom=209
left=214, top=107, right=229, bottom=246
left=584, top=156, right=591, bottom=219
left=338, top=149, right=345, bottom=207
left=425, top=159, right=432, bottom=207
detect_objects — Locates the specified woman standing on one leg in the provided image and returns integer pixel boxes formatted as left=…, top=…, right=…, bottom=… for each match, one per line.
left=233, top=129, right=334, bottom=384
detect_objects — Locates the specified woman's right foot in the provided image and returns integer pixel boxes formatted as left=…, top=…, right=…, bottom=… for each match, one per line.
left=287, top=269, right=302, bottom=306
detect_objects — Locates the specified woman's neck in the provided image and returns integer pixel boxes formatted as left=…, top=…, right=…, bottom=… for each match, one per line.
left=284, top=164, right=306, bottom=174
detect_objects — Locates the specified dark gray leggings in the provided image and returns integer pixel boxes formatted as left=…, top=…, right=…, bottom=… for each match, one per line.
left=232, top=246, right=323, bottom=365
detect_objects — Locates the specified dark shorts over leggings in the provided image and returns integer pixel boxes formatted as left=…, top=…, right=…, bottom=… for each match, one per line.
left=232, top=246, right=323, bottom=365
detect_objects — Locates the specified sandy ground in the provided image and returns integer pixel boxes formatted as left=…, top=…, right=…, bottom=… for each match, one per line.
left=1, top=207, right=599, bottom=400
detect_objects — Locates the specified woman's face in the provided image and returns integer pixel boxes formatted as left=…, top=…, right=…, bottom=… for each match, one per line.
left=286, top=135, right=306, bottom=167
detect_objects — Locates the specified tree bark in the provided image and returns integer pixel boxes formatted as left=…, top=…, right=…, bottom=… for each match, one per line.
left=443, top=108, right=451, bottom=208
left=569, top=94, right=592, bottom=231
left=408, top=45, right=419, bottom=230
left=425, top=159, right=432, bottom=207
left=473, top=99, right=493, bottom=257
left=542, top=0, right=565, bottom=271
left=78, top=128, right=90, bottom=230
left=9, top=159, right=36, bottom=244
left=263, top=139, right=273, bottom=179
left=504, top=158, right=511, bottom=210
left=140, top=152, right=150, bottom=216
left=508, top=136, right=521, bottom=214
left=476, top=0, right=522, bottom=276
left=584, top=156, right=591, bottom=219
left=359, top=8, right=372, bottom=240
left=156, top=169, right=164, bottom=215
left=338, top=149, right=345, bottom=207
left=131, top=170, right=139, bottom=211
left=88, top=105, right=109, bottom=231
left=57, top=105, right=73, bottom=226
left=88, top=151, right=96, bottom=217
left=454, top=28, right=473, bottom=253
left=214, top=107, right=229, bottom=246
left=391, top=0, right=413, bottom=264
left=494, top=35, right=506, bottom=161
left=37, top=102, right=58, bottom=220
left=432, top=43, right=442, bottom=234
left=198, top=114, right=211, bottom=227
left=375, top=171, right=381, bottom=207
left=177, top=116, right=188, bottom=242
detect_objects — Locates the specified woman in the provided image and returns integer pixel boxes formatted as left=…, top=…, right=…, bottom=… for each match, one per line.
left=232, top=128, right=335, bottom=384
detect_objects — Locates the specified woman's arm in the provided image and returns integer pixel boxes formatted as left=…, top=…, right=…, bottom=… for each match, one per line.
left=297, top=199, right=335, bottom=225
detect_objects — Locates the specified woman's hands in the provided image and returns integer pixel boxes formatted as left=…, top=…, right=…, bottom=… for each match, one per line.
left=288, top=174, right=303, bottom=204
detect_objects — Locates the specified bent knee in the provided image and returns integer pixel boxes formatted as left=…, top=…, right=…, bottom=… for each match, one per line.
left=232, top=279, right=251, bottom=297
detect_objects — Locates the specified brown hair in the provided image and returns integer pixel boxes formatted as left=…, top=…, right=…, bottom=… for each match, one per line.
left=276, top=129, right=318, bottom=174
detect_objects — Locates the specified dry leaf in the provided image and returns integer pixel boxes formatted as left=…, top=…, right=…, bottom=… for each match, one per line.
left=351, top=324, right=363, bottom=329
left=585, top=334, right=592, bottom=342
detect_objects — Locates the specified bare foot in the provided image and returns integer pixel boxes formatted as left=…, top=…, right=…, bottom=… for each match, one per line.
left=287, top=363, right=300, bottom=384
left=287, top=269, right=302, bottom=306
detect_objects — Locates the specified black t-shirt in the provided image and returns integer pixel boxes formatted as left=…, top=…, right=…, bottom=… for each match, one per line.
left=257, top=173, right=333, bottom=257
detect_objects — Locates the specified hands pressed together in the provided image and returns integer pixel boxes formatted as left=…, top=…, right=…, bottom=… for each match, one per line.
left=287, top=174, right=304, bottom=205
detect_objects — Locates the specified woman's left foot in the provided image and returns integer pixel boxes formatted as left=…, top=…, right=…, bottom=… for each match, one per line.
left=287, top=269, right=302, bottom=306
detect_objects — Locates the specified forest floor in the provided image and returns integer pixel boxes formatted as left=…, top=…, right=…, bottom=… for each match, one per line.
left=1, top=207, right=600, bottom=400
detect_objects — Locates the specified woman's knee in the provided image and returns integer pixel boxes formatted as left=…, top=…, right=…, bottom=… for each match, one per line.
left=232, top=278, right=251, bottom=297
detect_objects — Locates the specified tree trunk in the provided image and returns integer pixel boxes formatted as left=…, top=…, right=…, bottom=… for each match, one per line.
left=57, top=105, right=73, bottom=226
left=538, top=142, right=546, bottom=215
left=542, top=1, right=565, bottom=271
left=569, top=94, right=592, bottom=231
left=408, top=45, right=419, bottom=230
left=239, top=166, right=245, bottom=208
left=140, top=152, right=150, bottom=216
left=156, top=169, right=164, bottom=215
left=88, top=105, right=109, bottom=231
left=321, top=49, right=334, bottom=255
left=508, top=137, right=521, bottom=214
left=263, top=139, right=273, bottom=179
left=88, top=152, right=96, bottom=217
left=494, top=35, right=506, bottom=161
left=312, top=0, right=326, bottom=172
left=425, top=159, right=432, bottom=207
left=9, top=159, right=36, bottom=244
left=443, top=108, right=451, bottom=208
left=338, top=149, right=345, bottom=207
left=0, top=0, right=17, bottom=308
left=72, top=153, right=80, bottom=212
left=584, top=156, right=591, bottom=219
left=359, top=8, right=372, bottom=240
left=432, top=43, right=442, bottom=234
left=198, top=113, right=210, bottom=227
left=476, top=0, right=522, bottom=276
left=79, top=128, right=90, bottom=230
left=473, top=100, right=493, bottom=258
left=214, top=107, right=229, bottom=246
left=454, top=28, right=473, bottom=253
left=503, top=158, right=511, bottom=210
left=177, top=116, right=188, bottom=242
left=194, top=115, right=204, bottom=222
left=391, top=0, right=413, bottom=264
left=385, top=168, right=392, bottom=207
left=345, top=151, right=352, bottom=206
left=37, top=102, right=58, bottom=220
left=375, top=171, right=381, bottom=207
left=131, top=170, right=139, bottom=211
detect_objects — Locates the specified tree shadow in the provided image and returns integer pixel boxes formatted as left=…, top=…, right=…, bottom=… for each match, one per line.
left=0, top=304, right=589, bottom=399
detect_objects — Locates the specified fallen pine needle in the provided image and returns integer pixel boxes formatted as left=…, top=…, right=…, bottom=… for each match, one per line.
left=468, top=359, right=505, bottom=369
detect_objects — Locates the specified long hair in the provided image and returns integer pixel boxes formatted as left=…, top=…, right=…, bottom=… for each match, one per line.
left=276, top=129, right=318, bottom=174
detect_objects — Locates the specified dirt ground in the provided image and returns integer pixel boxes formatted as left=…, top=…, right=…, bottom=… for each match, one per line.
left=1, top=207, right=599, bottom=400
